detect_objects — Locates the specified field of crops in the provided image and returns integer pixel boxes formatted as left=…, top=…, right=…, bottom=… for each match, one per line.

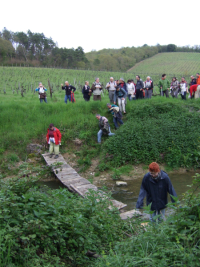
left=0, top=67, right=133, bottom=96
left=127, top=52, right=200, bottom=76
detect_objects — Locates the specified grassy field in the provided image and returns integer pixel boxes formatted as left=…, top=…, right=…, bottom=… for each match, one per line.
left=127, top=52, right=200, bottom=77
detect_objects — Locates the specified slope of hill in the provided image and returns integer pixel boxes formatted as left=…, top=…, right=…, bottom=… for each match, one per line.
left=127, top=52, right=200, bottom=75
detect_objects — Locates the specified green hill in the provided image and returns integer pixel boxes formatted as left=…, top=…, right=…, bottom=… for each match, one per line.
left=127, top=52, right=200, bottom=75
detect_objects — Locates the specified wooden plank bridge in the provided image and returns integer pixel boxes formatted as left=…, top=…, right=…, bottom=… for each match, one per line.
left=42, top=153, right=128, bottom=210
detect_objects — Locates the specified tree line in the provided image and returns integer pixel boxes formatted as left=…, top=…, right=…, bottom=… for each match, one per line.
left=1, top=27, right=200, bottom=71
left=0, top=27, right=89, bottom=68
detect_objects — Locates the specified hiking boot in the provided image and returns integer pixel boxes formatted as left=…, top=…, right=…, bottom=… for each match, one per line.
left=54, top=155, right=59, bottom=159
left=49, top=154, right=53, bottom=158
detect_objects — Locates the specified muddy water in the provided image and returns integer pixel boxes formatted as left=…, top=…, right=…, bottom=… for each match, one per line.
left=110, top=172, right=199, bottom=210
left=39, top=172, right=199, bottom=212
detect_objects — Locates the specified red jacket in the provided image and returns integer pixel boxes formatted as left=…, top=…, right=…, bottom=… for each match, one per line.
left=46, top=127, right=61, bottom=145
left=190, top=84, right=198, bottom=97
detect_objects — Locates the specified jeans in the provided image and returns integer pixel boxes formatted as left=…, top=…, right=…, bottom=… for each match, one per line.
left=65, top=95, right=71, bottom=104
left=150, top=209, right=165, bottom=222
left=40, top=98, right=47, bottom=103
left=97, top=127, right=115, bottom=143
left=113, top=117, right=123, bottom=128
left=49, top=142, right=59, bottom=155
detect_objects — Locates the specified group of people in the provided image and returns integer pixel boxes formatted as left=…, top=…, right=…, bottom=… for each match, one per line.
left=159, top=73, right=200, bottom=100
left=35, top=73, right=200, bottom=105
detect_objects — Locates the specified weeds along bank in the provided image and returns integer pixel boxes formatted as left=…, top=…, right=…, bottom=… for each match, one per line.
left=0, top=167, right=199, bottom=266
left=101, top=98, right=200, bottom=169
left=1, top=90, right=200, bottom=171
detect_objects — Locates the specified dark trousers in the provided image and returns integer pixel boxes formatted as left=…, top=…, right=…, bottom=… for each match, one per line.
left=113, top=117, right=123, bottom=128
left=181, top=92, right=186, bottom=100
left=136, top=89, right=143, bottom=99
left=161, top=90, right=169, bottom=97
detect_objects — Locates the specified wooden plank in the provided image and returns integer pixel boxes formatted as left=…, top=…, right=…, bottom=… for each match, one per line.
left=120, top=209, right=142, bottom=220
left=42, top=153, right=128, bottom=215
left=70, top=184, right=85, bottom=198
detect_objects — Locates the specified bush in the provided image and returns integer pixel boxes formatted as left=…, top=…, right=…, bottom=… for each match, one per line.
left=102, top=100, right=200, bottom=168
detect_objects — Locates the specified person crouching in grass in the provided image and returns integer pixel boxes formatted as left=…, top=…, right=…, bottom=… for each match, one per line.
left=46, top=124, right=62, bottom=159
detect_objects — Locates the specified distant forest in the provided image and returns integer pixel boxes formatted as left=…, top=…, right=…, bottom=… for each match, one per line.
left=0, top=27, right=200, bottom=71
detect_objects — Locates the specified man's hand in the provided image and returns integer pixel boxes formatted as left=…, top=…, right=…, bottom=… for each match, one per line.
left=167, top=88, right=169, bottom=90
left=61, top=84, right=63, bottom=87
left=114, top=102, right=116, bottom=104
left=122, top=98, right=124, bottom=100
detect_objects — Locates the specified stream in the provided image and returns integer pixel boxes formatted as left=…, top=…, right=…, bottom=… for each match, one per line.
left=39, top=171, right=200, bottom=213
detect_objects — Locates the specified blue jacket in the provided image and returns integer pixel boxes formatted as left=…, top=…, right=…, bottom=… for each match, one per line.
left=114, top=88, right=127, bottom=102
left=136, top=170, right=177, bottom=211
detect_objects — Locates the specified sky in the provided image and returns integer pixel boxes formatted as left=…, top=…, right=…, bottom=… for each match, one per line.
left=1, top=0, right=199, bottom=53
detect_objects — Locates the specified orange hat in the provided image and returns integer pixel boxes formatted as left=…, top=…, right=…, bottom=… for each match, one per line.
left=149, top=162, right=160, bottom=172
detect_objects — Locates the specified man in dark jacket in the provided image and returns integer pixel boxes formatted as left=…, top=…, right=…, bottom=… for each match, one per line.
left=136, top=162, right=177, bottom=222
left=135, top=75, right=144, bottom=99
left=61, top=81, right=76, bottom=104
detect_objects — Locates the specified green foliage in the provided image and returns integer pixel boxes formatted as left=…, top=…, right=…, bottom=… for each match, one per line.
left=0, top=174, right=130, bottom=266
left=102, top=99, right=200, bottom=168
left=6, top=153, right=19, bottom=163
left=97, top=174, right=200, bottom=267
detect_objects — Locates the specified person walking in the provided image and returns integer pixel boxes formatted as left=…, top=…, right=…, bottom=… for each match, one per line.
left=126, top=80, right=135, bottom=100
left=91, top=78, right=102, bottom=101
left=179, top=77, right=188, bottom=100
left=158, top=74, right=170, bottom=97
left=46, top=123, right=62, bottom=159
left=170, top=77, right=179, bottom=98
left=114, top=86, right=127, bottom=114
left=136, top=162, right=177, bottom=222
left=106, top=77, right=116, bottom=103
left=61, top=81, right=76, bottom=104
left=107, top=103, right=123, bottom=129
left=144, top=76, right=153, bottom=99
left=95, top=114, right=115, bottom=143
left=135, top=75, right=144, bottom=99
left=35, top=82, right=47, bottom=103
left=82, top=81, right=91, bottom=101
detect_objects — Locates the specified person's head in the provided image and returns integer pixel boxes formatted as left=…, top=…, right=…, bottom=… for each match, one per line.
left=85, top=81, right=89, bottom=85
left=130, top=79, right=134, bottom=83
left=127, top=79, right=131, bottom=83
left=136, top=75, right=140, bottom=81
left=149, top=162, right=161, bottom=179
left=65, top=81, right=69, bottom=86
left=162, top=74, right=166, bottom=79
left=107, top=103, right=111, bottom=109
left=110, top=77, right=114, bottom=82
left=49, top=123, right=54, bottom=130
left=172, top=77, right=176, bottom=82
left=196, top=73, right=200, bottom=78
left=116, top=80, right=119, bottom=85
left=95, top=77, right=99, bottom=83
left=116, top=86, right=120, bottom=91
left=191, top=75, right=194, bottom=80
left=39, top=82, right=43, bottom=87
left=120, top=77, right=124, bottom=83
left=95, top=114, right=101, bottom=120
left=146, top=76, right=150, bottom=81
left=181, top=77, right=185, bottom=82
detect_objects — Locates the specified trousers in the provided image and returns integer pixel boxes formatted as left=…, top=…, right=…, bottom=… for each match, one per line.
left=49, top=142, right=59, bottom=155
